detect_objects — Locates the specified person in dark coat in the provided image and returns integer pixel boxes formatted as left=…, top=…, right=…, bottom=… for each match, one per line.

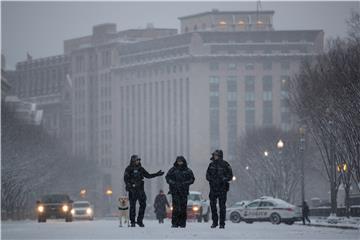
left=302, top=201, right=311, bottom=225
left=206, top=149, right=233, bottom=229
left=165, top=156, right=195, bottom=228
left=124, top=154, right=164, bottom=227
left=153, top=190, right=170, bottom=224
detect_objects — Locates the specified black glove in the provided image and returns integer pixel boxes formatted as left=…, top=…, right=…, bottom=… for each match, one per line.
left=156, top=170, right=164, bottom=176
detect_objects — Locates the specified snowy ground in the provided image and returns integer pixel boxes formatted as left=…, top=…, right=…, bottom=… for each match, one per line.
left=1, top=218, right=359, bottom=240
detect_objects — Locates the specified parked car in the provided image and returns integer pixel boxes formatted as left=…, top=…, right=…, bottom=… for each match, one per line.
left=36, top=194, right=73, bottom=223
left=167, top=191, right=210, bottom=222
left=71, top=201, right=94, bottom=220
left=226, top=200, right=249, bottom=221
left=228, top=196, right=302, bottom=225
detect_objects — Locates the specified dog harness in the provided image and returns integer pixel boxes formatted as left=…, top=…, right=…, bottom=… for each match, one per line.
left=118, top=206, right=129, bottom=210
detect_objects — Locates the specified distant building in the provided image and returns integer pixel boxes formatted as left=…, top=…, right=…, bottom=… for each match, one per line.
left=6, top=54, right=72, bottom=149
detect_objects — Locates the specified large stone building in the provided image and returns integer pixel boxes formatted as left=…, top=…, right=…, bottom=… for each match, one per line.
left=6, top=9, right=324, bottom=214
left=112, top=10, right=323, bottom=200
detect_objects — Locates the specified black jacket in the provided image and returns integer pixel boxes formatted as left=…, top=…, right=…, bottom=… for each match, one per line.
left=206, top=158, right=233, bottom=192
left=165, top=159, right=195, bottom=196
left=124, top=162, right=160, bottom=192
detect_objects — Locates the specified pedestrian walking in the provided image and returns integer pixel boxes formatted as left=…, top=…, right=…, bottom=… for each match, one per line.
left=302, top=201, right=311, bottom=225
left=153, top=190, right=170, bottom=224
left=165, top=156, right=195, bottom=228
left=206, top=149, right=233, bottom=229
left=124, top=154, right=164, bottom=227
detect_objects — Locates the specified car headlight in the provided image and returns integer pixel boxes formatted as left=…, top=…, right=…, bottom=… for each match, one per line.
left=192, top=205, right=200, bottom=212
left=62, top=205, right=69, bottom=212
left=37, top=205, right=44, bottom=213
left=71, top=209, right=75, bottom=215
left=86, top=208, right=92, bottom=215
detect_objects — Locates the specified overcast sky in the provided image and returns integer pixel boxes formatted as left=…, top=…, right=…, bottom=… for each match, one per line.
left=1, top=1, right=359, bottom=69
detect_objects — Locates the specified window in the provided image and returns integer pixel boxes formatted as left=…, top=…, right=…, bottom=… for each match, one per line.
left=247, top=201, right=260, bottom=208
left=281, top=62, right=290, bottom=70
left=245, top=76, right=255, bottom=91
left=262, top=76, right=272, bottom=91
left=210, top=62, right=219, bottom=71
left=245, top=92, right=255, bottom=101
left=245, top=63, right=254, bottom=70
left=259, top=201, right=274, bottom=207
left=263, top=61, right=272, bottom=70
left=263, top=91, right=272, bottom=101
left=228, top=63, right=237, bottom=70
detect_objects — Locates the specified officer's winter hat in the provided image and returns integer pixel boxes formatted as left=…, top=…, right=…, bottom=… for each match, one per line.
left=130, top=154, right=141, bottom=163
left=212, top=149, right=223, bottom=159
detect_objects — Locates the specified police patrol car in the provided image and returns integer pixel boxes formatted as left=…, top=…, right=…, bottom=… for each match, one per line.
left=227, top=196, right=302, bottom=225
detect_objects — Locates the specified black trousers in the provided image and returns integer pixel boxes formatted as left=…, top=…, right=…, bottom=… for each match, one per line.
left=171, top=194, right=187, bottom=227
left=209, top=191, right=227, bottom=226
left=302, top=215, right=311, bottom=224
left=129, top=190, right=147, bottom=224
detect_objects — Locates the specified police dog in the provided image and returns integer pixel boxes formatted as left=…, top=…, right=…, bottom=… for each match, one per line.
left=118, top=196, right=129, bottom=227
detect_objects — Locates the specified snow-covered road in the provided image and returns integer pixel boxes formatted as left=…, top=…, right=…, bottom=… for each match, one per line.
left=2, top=219, right=359, bottom=239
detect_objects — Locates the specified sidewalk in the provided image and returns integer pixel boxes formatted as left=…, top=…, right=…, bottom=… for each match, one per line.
left=295, top=216, right=360, bottom=230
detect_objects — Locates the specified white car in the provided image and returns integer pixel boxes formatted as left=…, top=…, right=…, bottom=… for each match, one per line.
left=228, top=196, right=302, bottom=225
left=167, top=191, right=211, bottom=222
left=187, top=191, right=211, bottom=222
left=226, top=201, right=249, bottom=220
left=71, top=201, right=94, bottom=220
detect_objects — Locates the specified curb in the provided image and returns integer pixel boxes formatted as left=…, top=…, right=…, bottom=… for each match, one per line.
left=295, top=223, right=359, bottom=230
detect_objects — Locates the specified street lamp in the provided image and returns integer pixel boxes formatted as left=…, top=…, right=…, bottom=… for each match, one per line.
left=105, top=187, right=113, bottom=215
left=80, top=189, right=87, bottom=198
left=299, top=126, right=306, bottom=205
left=264, top=151, right=269, bottom=157
left=232, top=176, right=237, bottom=181
left=277, top=139, right=284, bottom=149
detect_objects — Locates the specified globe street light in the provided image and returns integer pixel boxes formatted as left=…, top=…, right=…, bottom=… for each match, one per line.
left=264, top=151, right=269, bottom=157
left=277, top=139, right=284, bottom=149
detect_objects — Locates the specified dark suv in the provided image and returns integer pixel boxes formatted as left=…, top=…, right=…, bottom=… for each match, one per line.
left=36, top=194, right=73, bottom=222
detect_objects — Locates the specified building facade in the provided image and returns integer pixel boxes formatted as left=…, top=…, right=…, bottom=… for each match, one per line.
left=6, top=10, right=324, bottom=214
left=7, top=55, right=71, bottom=146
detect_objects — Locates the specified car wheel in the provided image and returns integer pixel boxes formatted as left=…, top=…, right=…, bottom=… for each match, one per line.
left=230, top=212, right=241, bottom=223
left=38, top=217, right=43, bottom=223
left=270, top=213, right=281, bottom=225
left=284, top=220, right=294, bottom=225
left=65, top=216, right=73, bottom=222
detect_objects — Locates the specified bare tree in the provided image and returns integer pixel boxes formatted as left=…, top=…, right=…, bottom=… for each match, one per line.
left=234, top=127, right=302, bottom=203
left=290, top=12, right=360, bottom=216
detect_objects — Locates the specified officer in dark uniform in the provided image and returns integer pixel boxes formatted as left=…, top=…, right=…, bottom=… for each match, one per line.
left=166, top=156, right=195, bottom=228
left=206, top=149, right=233, bottom=229
left=124, top=154, right=164, bottom=227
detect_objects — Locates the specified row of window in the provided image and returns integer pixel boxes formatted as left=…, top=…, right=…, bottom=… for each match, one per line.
left=120, top=64, right=190, bottom=80
left=120, top=47, right=189, bottom=65
left=210, top=61, right=290, bottom=71
left=74, top=50, right=112, bottom=73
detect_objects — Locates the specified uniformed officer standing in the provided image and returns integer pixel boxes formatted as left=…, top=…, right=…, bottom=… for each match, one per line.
left=206, top=149, right=233, bottom=229
left=124, top=154, right=164, bottom=227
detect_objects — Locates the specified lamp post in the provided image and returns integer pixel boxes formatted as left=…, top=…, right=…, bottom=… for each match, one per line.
left=105, top=187, right=113, bottom=215
left=299, top=127, right=306, bottom=204
left=276, top=140, right=284, bottom=199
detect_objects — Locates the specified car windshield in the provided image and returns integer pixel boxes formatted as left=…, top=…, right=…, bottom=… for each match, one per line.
left=73, top=203, right=90, bottom=208
left=41, top=194, right=70, bottom=203
left=188, top=194, right=201, bottom=201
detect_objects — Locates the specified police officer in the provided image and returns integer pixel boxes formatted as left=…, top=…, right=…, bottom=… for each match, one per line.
left=206, top=150, right=233, bottom=229
left=166, top=156, right=195, bottom=228
left=124, top=154, right=164, bottom=227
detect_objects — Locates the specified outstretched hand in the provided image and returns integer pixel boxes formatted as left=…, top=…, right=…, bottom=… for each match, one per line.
left=157, top=170, right=164, bottom=176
